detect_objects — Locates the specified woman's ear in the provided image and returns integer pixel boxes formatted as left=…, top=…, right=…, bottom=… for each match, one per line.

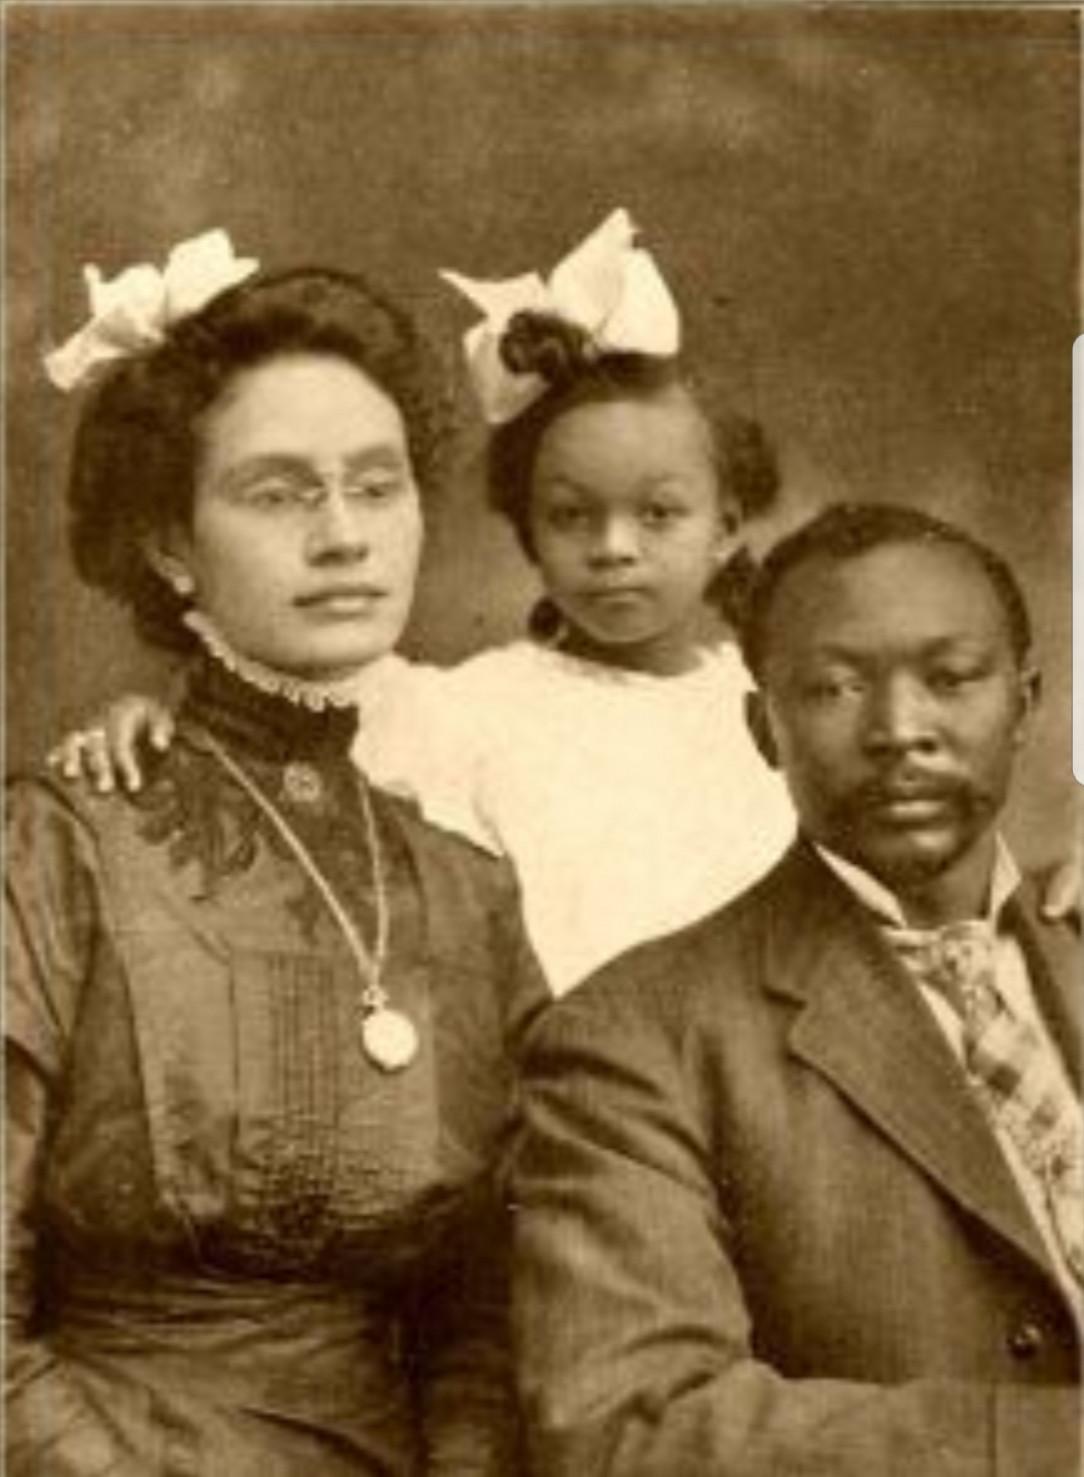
left=141, top=534, right=195, bottom=598
left=745, top=689, right=781, bottom=770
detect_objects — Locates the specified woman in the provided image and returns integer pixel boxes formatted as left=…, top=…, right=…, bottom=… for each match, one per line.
left=6, top=232, right=544, bottom=1475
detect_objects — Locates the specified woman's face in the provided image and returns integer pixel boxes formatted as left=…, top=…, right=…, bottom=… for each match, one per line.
left=165, top=353, right=423, bottom=680
left=526, top=387, right=739, bottom=674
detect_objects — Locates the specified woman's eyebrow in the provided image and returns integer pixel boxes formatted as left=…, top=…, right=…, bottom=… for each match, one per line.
left=341, top=446, right=411, bottom=474
left=214, top=454, right=313, bottom=494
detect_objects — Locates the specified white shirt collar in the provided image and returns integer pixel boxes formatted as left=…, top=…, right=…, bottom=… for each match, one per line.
left=814, top=834, right=1021, bottom=930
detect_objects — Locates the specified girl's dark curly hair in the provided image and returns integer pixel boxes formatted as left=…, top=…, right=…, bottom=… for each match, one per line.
left=66, top=267, right=455, bottom=653
left=486, top=311, right=779, bottom=630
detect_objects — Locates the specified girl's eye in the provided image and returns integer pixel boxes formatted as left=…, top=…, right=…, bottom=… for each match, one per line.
left=545, top=504, right=589, bottom=531
left=641, top=503, right=683, bottom=528
left=804, top=674, right=865, bottom=702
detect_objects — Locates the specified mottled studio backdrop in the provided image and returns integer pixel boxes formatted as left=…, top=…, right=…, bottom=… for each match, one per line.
left=6, top=4, right=1080, bottom=858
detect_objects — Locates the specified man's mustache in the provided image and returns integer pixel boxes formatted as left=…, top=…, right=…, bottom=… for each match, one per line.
left=849, top=773, right=972, bottom=809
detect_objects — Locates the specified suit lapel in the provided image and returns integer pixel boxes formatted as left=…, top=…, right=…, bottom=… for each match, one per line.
left=762, top=846, right=1059, bottom=1281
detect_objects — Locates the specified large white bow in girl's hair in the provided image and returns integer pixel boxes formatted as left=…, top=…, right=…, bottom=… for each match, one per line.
left=439, top=208, right=681, bottom=425
left=44, top=229, right=260, bottom=392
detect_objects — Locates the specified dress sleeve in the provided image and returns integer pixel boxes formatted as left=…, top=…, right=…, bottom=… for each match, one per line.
left=5, top=780, right=136, bottom=1476
left=512, top=982, right=1081, bottom=1477
left=402, top=841, right=543, bottom=1476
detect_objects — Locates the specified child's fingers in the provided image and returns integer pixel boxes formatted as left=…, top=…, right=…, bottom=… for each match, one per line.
left=82, top=729, right=116, bottom=793
left=111, top=709, right=145, bottom=792
left=46, top=741, right=69, bottom=771
left=116, top=744, right=144, bottom=794
left=111, top=705, right=167, bottom=790
left=47, top=733, right=94, bottom=781
left=149, top=712, right=176, bottom=751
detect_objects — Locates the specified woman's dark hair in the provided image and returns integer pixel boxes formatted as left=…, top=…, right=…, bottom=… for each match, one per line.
left=66, top=267, right=455, bottom=652
left=485, top=312, right=779, bottom=630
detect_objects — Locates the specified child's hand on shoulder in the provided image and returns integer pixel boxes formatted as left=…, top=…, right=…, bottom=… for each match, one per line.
left=47, top=694, right=175, bottom=793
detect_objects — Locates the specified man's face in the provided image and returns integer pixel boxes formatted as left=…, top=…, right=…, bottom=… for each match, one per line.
left=750, top=540, right=1038, bottom=890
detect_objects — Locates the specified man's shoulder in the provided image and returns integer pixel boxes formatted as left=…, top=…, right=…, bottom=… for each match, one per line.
left=1013, top=869, right=1082, bottom=937
left=1009, top=870, right=1083, bottom=989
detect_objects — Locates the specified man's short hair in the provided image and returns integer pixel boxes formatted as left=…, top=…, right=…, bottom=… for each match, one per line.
left=738, top=501, right=1033, bottom=681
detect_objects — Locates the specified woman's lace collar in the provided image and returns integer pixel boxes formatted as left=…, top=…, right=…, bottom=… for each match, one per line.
left=184, top=610, right=364, bottom=712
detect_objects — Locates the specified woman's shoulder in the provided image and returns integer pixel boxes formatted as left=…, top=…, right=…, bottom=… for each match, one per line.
left=7, top=764, right=111, bottom=838
left=6, top=735, right=222, bottom=859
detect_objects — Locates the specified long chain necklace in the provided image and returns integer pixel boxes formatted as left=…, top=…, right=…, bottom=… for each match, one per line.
left=199, top=730, right=419, bottom=1073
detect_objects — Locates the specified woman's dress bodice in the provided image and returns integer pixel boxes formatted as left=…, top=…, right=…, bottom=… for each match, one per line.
left=5, top=660, right=544, bottom=1476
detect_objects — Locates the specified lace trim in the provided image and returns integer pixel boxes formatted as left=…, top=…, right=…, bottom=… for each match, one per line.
left=184, top=611, right=362, bottom=712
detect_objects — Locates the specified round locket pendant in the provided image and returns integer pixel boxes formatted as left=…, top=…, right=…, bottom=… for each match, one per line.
left=360, top=1007, right=419, bottom=1072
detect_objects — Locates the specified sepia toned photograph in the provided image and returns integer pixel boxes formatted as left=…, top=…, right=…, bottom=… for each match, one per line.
left=5, top=4, right=1081, bottom=1473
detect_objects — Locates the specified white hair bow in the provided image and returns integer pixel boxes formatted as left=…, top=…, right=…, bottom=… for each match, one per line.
left=44, top=229, right=260, bottom=392
left=439, top=208, right=681, bottom=425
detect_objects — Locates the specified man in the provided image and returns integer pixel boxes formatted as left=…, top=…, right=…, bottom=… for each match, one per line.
left=513, top=502, right=1081, bottom=1476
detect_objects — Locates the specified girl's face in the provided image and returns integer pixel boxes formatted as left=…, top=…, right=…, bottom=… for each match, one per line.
left=159, top=352, right=423, bottom=681
left=527, top=388, right=739, bottom=674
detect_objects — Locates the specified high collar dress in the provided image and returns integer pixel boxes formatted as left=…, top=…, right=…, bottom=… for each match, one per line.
left=5, top=658, right=546, bottom=1477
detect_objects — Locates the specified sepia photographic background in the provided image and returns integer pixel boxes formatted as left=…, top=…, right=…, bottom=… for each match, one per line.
left=6, top=2, right=1080, bottom=859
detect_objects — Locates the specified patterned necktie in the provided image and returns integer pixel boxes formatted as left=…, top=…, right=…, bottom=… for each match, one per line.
left=886, top=918, right=1083, bottom=1287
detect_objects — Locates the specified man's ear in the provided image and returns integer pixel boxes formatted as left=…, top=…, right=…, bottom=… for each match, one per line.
left=141, top=533, right=195, bottom=598
left=1013, top=661, right=1042, bottom=747
left=745, top=689, right=780, bottom=770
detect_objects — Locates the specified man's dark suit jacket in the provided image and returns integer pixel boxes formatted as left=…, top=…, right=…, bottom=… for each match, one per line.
left=513, top=843, right=1081, bottom=1477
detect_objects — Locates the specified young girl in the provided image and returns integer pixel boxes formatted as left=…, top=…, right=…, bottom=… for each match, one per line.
left=49, top=212, right=1076, bottom=992
left=398, top=210, right=797, bottom=990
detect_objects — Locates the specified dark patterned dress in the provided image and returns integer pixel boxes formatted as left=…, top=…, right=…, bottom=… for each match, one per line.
left=5, top=660, right=546, bottom=1476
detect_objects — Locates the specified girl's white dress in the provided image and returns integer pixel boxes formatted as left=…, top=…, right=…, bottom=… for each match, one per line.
left=348, top=641, right=795, bottom=996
